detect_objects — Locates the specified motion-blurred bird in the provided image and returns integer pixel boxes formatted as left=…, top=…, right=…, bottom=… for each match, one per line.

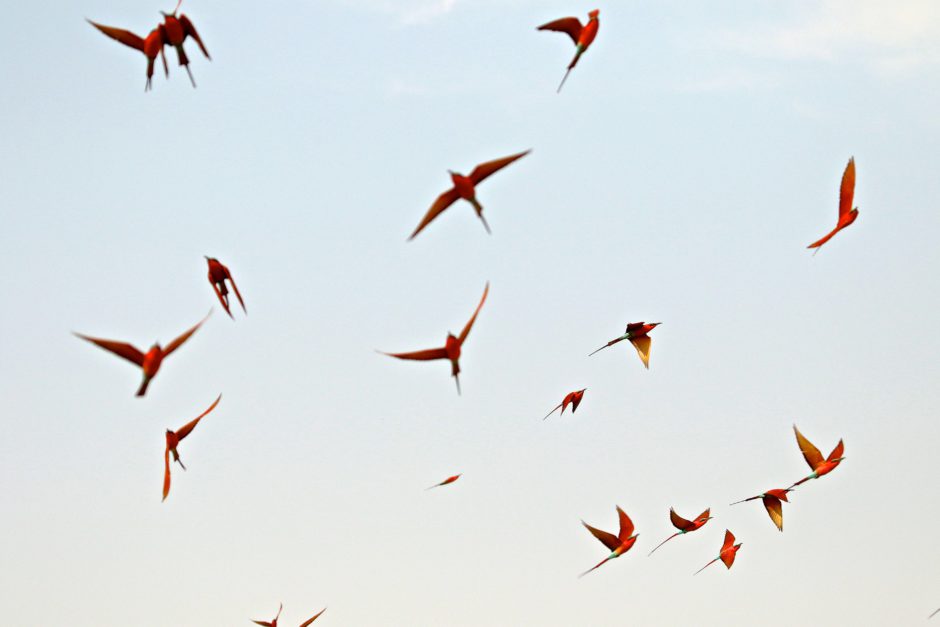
left=379, top=282, right=489, bottom=394
left=580, top=505, right=639, bottom=577
left=648, top=507, right=713, bottom=556
left=253, top=604, right=326, bottom=627
left=730, top=488, right=793, bottom=532
left=694, top=529, right=742, bottom=575
left=808, top=157, right=858, bottom=253
left=543, top=388, right=587, bottom=420
left=75, top=310, right=211, bottom=396
left=788, top=425, right=844, bottom=489
left=163, top=394, right=220, bottom=501
left=538, top=9, right=600, bottom=92
left=426, top=474, right=461, bottom=490
left=205, top=256, right=246, bottom=319
left=409, top=152, right=530, bottom=239
left=589, top=322, right=661, bottom=369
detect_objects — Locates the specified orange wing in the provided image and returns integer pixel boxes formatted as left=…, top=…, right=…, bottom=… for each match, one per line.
left=458, top=282, right=489, bottom=344
left=669, top=508, right=694, bottom=531
left=629, top=336, right=652, bottom=369
left=721, top=529, right=736, bottom=552
left=827, top=438, right=844, bottom=462
left=252, top=622, right=273, bottom=627
left=793, top=425, right=824, bottom=471
left=299, top=608, right=327, bottom=627
left=87, top=20, right=145, bottom=52
left=468, top=150, right=530, bottom=185
left=175, top=394, right=221, bottom=441
left=839, top=158, right=855, bottom=218
left=226, top=268, right=246, bottom=314
left=409, top=188, right=460, bottom=240
left=74, top=333, right=145, bottom=366
left=180, top=14, right=210, bottom=58
left=616, top=506, right=635, bottom=541
left=695, top=508, right=711, bottom=522
left=762, top=495, right=784, bottom=531
left=582, top=520, right=621, bottom=552
left=381, top=347, right=448, bottom=361
left=163, top=311, right=211, bottom=357
left=162, top=448, right=172, bottom=501
left=537, top=17, right=583, bottom=44
left=209, top=274, right=232, bottom=318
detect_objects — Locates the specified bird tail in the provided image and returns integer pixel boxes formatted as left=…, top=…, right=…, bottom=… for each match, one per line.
left=694, top=558, right=719, bottom=576
left=136, top=377, right=151, bottom=397
left=729, top=497, right=755, bottom=506
left=558, top=47, right=584, bottom=92
left=578, top=554, right=612, bottom=578
left=788, top=475, right=812, bottom=490
left=543, top=403, right=563, bottom=420
left=648, top=533, right=679, bottom=556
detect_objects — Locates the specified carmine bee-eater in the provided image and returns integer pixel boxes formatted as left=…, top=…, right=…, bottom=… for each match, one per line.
left=253, top=604, right=326, bottom=627
left=808, top=157, right=858, bottom=253
left=74, top=310, right=211, bottom=396
left=788, top=425, right=844, bottom=489
left=538, top=9, right=600, bottom=92
left=648, top=507, right=713, bottom=556
left=205, top=256, right=246, bottom=319
left=730, top=488, right=793, bottom=532
left=543, top=388, right=587, bottom=420
left=580, top=505, right=639, bottom=577
left=163, top=394, right=220, bottom=501
left=694, top=529, right=742, bottom=575
left=379, top=282, right=488, bottom=395
left=409, top=151, right=530, bottom=240
left=589, top=322, right=661, bottom=369
left=426, top=474, right=461, bottom=490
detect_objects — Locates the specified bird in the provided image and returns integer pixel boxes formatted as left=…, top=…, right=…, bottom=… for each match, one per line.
left=788, top=425, right=845, bottom=489
left=74, top=310, right=211, bottom=396
left=694, top=529, right=742, bottom=575
left=589, top=322, right=661, bottom=369
left=379, top=282, right=489, bottom=394
left=580, top=506, right=639, bottom=577
left=808, top=157, right=858, bottom=253
left=930, top=608, right=940, bottom=619
left=205, top=256, right=246, bottom=319
left=426, top=474, right=461, bottom=490
left=730, top=488, right=793, bottom=532
left=537, top=9, right=600, bottom=92
left=253, top=604, right=326, bottom=627
left=158, top=0, right=211, bottom=87
left=408, top=152, right=530, bottom=239
left=543, top=388, right=587, bottom=420
left=648, top=507, right=713, bottom=556
left=163, top=394, right=220, bottom=501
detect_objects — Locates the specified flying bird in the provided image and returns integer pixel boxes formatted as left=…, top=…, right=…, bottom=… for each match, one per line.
left=537, top=9, right=600, bottom=92
left=74, top=310, right=211, bottom=396
left=409, top=151, right=530, bottom=239
left=205, top=256, right=246, bottom=319
left=694, top=529, right=742, bottom=575
left=788, top=425, right=844, bottom=489
left=163, top=394, right=220, bottom=501
left=580, top=505, right=639, bottom=577
left=426, top=474, right=461, bottom=490
left=808, top=157, right=858, bottom=253
left=648, top=507, right=713, bottom=556
left=253, top=604, right=326, bottom=627
left=379, top=282, right=489, bottom=394
left=589, top=322, right=661, bottom=369
left=730, top=488, right=793, bottom=532
left=543, top=388, right=587, bottom=420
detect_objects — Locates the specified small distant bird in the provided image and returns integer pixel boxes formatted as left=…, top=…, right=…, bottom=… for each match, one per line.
left=538, top=9, right=600, bottom=92
left=648, top=507, right=713, bottom=556
left=543, top=388, right=587, bottom=420
left=426, top=474, right=461, bottom=490
left=205, top=256, right=245, bottom=319
left=788, top=425, right=844, bottom=489
left=163, top=394, right=220, bottom=501
left=253, top=604, right=326, bottom=627
left=694, top=529, right=742, bottom=575
left=379, top=282, right=489, bottom=394
left=808, top=157, right=858, bottom=253
left=589, top=322, right=661, bottom=369
left=409, top=151, right=530, bottom=239
left=75, top=310, right=211, bottom=396
left=730, top=488, right=793, bottom=532
left=580, top=505, right=639, bottom=577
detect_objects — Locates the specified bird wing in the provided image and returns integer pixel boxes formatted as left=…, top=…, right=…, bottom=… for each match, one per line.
left=695, top=508, right=711, bottom=523
left=616, top=506, right=635, bottom=541
left=252, top=622, right=274, bottom=627
left=762, top=495, right=784, bottom=531
left=582, top=521, right=621, bottom=552
left=163, top=311, right=211, bottom=357
left=87, top=20, right=145, bottom=52
left=669, top=508, right=694, bottom=531
left=827, top=438, right=845, bottom=462
left=468, top=150, right=530, bottom=185
left=721, top=529, right=736, bottom=552
left=298, top=608, right=327, bottom=627
left=226, top=267, right=247, bottom=314
left=382, top=347, right=448, bottom=361
left=807, top=225, right=840, bottom=249
left=409, top=188, right=460, bottom=240
left=839, top=157, right=855, bottom=218
left=162, top=447, right=172, bottom=501
left=458, top=282, right=489, bottom=344
left=179, top=14, right=210, bottom=58
left=721, top=547, right=737, bottom=569
left=630, top=336, right=652, bottom=368
left=209, top=274, right=232, bottom=318
left=74, top=333, right=145, bottom=367
left=175, top=394, right=221, bottom=441
left=537, top=17, right=583, bottom=45
left=793, top=425, right=825, bottom=470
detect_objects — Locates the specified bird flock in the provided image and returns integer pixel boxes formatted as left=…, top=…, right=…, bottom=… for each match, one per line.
left=76, top=3, right=917, bottom=624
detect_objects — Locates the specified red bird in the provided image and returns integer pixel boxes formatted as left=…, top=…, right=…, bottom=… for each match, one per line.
left=253, top=604, right=326, bottom=627
left=694, top=529, right=742, bottom=575
left=205, top=256, right=246, bottom=319
left=426, top=474, right=461, bottom=490
left=648, top=507, right=713, bottom=556
left=87, top=0, right=210, bottom=90
left=808, top=157, right=859, bottom=253
left=730, top=488, right=793, bottom=532
left=163, top=394, right=220, bottom=501
left=589, top=322, right=661, bottom=369
left=788, top=425, right=845, bottom=489
left=409, top=151, right=530, bottom=239
left=543, top=388, right=587, bottom=420
left=379, top=282, right=489, bottom=394
left=580, top=505, right=639, bottom=577
left=538, top=9, right=600, bottom=92
left=75, top=311, right=211, bottom=396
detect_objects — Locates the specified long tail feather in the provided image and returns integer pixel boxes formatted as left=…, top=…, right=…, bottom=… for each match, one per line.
left=648, top=533, right=679, bottom=556
left=694, top=558, right=719, bottom=576
left=578, top=555, right=612, bottom=578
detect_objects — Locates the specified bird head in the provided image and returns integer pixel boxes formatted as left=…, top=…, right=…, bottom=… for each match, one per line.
left=589, top=9, right=600, bottom=19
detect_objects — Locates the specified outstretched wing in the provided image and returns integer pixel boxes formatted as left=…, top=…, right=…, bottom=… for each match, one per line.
left=582, top=520, right=621, bottom=552
left=721, top=529, right=736, bottom=552
left=827, top=438, right=844, bottom=462
left=762, top=495, right=784, bottom=531
left=87, top=20, right=145, bottom=52
left=537, top=17, right=583, bottom=44
left=162, top=448, right=172, bottom=501
left=251, top=622, right=273, bottom=627
left=695, top=508, right=711, bottom=523
left=381, top=347, right=448, bottom=361
left=616, top=506, right=635, bottom=541
left=793, top=425, right=824, bottom=471
left=299, top=608, right=327, bottom=627
left=458, top=282, right=489, bottom=344
left=175, top=394, right=221, bottom=441
left=669, top=508, right=694, bottom=531
left=179, top=14, right=210, bottom=58
left=469, top=150, right=530, bottom=185
left=163, top=310, right=211, bottom=357
left=225, top=266, right=247, bottom=314
left=209, top=274, right=232, bottom=318
left=74, top=333, right=145, bottom=366
left=630, top=336, right=652, bottom=369
left=839, top=157, right=855, bottom=218
left=409, top=188, right=460, bottom=240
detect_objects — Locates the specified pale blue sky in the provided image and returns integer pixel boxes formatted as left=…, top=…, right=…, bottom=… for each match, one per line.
left=2, top=1, right=939, bottom=625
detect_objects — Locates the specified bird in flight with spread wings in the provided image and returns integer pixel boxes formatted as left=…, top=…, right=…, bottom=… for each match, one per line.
left=648, top=507, right=713, bottom=556
left=808, top=157, right=859, bottom=253
left=580, top=505, right=639, bottom=577
left=590, top=321, right=661, bottom=369
left=538, top=9, right=600, bottom=92
left=163, top=394, right=220, bottom=501
left=694, top=529, right=742, bottom=576
left=730, top=488, right=793, bottom=532
left=788, top=425, right=845, bottom=489
left=543, top=388, right=587, bottom=420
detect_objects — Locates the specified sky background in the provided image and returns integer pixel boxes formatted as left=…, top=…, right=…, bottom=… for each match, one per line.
left=2, top=1, right=939, bottom=625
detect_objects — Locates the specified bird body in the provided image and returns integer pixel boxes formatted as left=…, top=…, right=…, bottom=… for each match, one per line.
left=590, top=321, right=661, bottom=368
left=788, top=425, right=844, bottom=489
left=205, top=256, right=246, bottom=319
left=730, top=488, right=792, bottom=531
left=580, top=505, right=638, bottom=577
left=538, top=9, right=600, bottom=91
left=648, top=507, right=712, bottom=555
left=808, top=157, right=858, bottom=252
left=427, top=474, right=461, bottom=490
left=694, top=529, right=742, bottom=575
left=543, top=388, right=587, bottom=420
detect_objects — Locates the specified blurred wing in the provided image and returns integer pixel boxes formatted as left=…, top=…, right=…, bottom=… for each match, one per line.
left=468, top=150, right=530, bottom=185
left=827, top=438, right=844, bottom=462
left=793, top=425, right=825, bottom=470
left=299, top=608, right=327, bottom=627
left=537, top=17, right=583, bottom=44
left=762, top=495, right=784, bottom=531
left=721, top=529, right=736, bottom=552
left=74, top=333, right=144, bottom=366
left=163, top=311, right=211, bottom=357
left=382, top=347, right=448, bottom=361
left=839, top=158, right=855, bottom=217
left=670, top=508, right=693, bottom=531
left=179, top=14, right=210, bottom=58
left=582, top=521, right=621, bottom=552
left=162, top=448, right=171, bottom=501
left=175, top=394, right=221, bottom=441
left=458, top=282, right=489, bottom=344
left=87, top=20, right=145, bottom=52
left=227, top=272, right=246, bottom=314
left=409, top=188, right=460, bottom=240
left=616, top=506, right=635, bottom=540
left=629, top=336, right=652, bottom=369
left=209, top=278, right=232, bottom=318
